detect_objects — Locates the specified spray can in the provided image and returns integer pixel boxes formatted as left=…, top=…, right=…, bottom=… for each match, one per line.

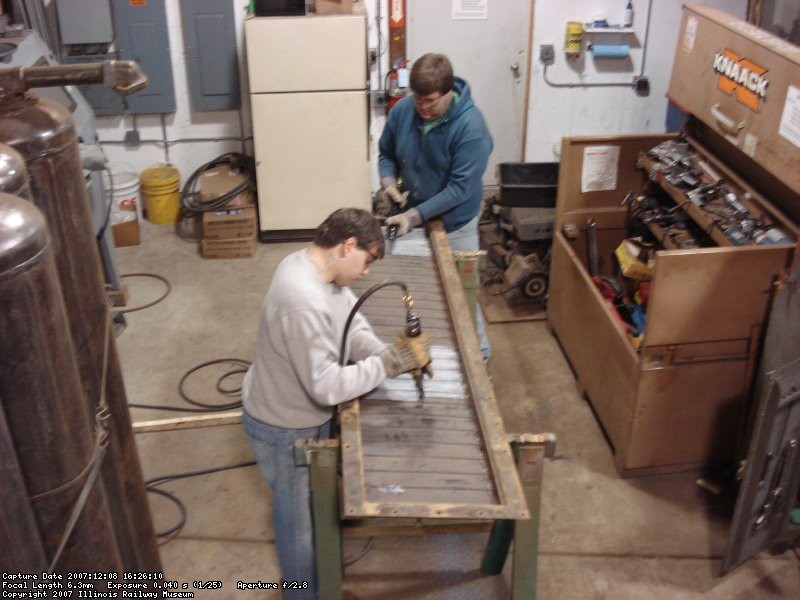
left=565, top=22, right=583, bottom=59
left=623, top=0, right=634, bottom=28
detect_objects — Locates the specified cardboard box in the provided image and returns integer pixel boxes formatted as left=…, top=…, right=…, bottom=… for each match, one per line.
left=615, top=239, right=654, bottom=281
left=668, top=4, right=800, bottom=196
left=111, top=208, right=140, bottom=247
left=199, top=165, right=255, bottom=208
left=202, top=206, right=257, bottom=240
left=315, top=0, right=353, bottom=15
left=201, top=236, right=257, bottom=259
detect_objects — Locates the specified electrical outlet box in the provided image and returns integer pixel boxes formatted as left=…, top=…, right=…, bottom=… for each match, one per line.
left=370, top=89, right=386, bottom=108
left=57, top=0, right=113, bottom=44
left=539, top=44, right=555, bottom=62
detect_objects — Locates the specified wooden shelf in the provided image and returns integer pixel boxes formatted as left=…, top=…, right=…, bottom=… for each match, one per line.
left=685, top=135, right=798, bottom=236
left=642, top=222, right=681, bottom=251
left=583, top=25, right=635, bottom=33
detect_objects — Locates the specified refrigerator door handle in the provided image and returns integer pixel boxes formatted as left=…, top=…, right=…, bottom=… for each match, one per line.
left=365, top=88, right=371, bottom=162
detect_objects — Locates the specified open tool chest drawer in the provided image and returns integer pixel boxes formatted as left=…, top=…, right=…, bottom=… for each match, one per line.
left=547, top=133, right=797, bottom=477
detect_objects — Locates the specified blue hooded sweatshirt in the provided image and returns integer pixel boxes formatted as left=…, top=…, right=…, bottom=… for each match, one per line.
left=378, top=77, right=493, bottom=233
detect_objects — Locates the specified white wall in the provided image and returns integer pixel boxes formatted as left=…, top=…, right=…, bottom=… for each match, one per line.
left=90, top=0, right=747, bottom=188
left=525, top=0, right=747, bottom=162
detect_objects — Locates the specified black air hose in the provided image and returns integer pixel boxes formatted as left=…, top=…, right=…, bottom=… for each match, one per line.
left=179, top=152, right=256, bottom=216
left=339, top=280, right=408, bottom=366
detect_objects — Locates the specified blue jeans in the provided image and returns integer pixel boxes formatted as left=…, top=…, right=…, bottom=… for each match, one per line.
left=448, top=216, right=491, bottom=359
left=242, top=411, right=332, bottom=600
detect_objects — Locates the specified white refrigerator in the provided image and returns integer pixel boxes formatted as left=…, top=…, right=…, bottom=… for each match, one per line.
left=245, top=12, right=371, bottom=241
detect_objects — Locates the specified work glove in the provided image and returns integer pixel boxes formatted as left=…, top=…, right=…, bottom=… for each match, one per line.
left=395, top=330, right=434, bottom=380
left=384, top=184, right=409, bottom=207
left=374, top=185, right=409, bottom=217
left=384, top=208, right=422, bottom=238
left=380, top=331, right=432, bottom=378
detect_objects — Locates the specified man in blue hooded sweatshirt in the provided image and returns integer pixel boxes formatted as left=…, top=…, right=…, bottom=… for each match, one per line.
left=378, top=53, right=493, bottom=359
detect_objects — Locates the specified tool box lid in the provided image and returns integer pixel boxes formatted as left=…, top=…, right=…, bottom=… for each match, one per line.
left=668, top=4, right=800, bottom=199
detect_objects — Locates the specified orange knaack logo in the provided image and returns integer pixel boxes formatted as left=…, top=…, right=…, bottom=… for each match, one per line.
left=713, top=49, right=769, bottom=112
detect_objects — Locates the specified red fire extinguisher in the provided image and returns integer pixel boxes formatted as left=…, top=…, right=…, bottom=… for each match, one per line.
left=386, top=0, right=407, bottom=112
left=384, top=58, right=408, bottom=112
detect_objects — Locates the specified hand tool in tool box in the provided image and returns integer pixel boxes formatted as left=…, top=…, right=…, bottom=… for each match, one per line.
left=586, top=218, right=643, bottom=343
left=613, top=275, right=646, bottom=334
left=622, top=192, right=700, bottom=249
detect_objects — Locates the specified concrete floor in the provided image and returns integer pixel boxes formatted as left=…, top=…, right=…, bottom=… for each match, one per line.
left=113, top=220, right=800, bottom=599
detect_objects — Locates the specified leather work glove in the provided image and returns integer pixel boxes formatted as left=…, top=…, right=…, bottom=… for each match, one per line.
left=374, top=185, right=409, bottom=217
left=380, top=331, right=432, bottom=378
left=384, top=208, right=422, bottom=237
left=384, top=184, right=409, bottom=207
left=394, top=331, right=433, bottom=380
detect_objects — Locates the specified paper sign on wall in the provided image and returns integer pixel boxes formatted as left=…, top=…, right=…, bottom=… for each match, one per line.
left=581, top=146, right=620, bottom=193
left=452, top=0, right=488, bottom=20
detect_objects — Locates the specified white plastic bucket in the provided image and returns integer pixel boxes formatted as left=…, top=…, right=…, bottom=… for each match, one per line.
left=103, top=163, right=142, bottom=222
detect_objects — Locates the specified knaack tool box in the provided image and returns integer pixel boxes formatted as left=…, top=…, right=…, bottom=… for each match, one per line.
left=547, top=4, right=799, bottom=477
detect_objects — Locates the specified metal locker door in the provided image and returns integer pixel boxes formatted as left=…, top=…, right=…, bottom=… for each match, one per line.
left=722, top=261, right=800, bottom=573
left=180, top=0, right=241, bottom=111
left=112, top=0, right=176, bottom=114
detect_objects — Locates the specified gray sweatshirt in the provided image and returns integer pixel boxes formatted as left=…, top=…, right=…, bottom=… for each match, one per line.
left=242, top=249, right=387, bottom=428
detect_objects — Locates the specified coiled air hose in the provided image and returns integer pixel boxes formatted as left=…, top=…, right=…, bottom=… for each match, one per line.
left=180, top=152, right=255, bottom=215
left=176, top=152, right=256, bottom=241
left=338, top=279, right=409, bottom=366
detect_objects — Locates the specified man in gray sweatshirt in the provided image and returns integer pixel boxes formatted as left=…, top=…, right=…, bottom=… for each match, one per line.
left=242, top=207, right=430, bottom=598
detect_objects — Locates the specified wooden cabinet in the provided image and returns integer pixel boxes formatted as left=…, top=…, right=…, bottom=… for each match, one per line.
left=547, top=133, right=796, bottom=477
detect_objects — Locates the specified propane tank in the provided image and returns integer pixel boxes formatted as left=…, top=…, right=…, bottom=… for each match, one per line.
left=0, top=191, right=48, bottom=574
left=0, top=62, right=161, bottom=575
left=0, top=143, right=30, bottom=198
left=0, top=192, right=122, bottom=573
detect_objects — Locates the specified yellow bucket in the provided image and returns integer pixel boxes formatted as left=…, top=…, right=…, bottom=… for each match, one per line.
left=140, top=164, right=180, bottom=224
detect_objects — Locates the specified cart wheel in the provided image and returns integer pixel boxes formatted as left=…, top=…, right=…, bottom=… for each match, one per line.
left=519, top=272, right=548, bottom=302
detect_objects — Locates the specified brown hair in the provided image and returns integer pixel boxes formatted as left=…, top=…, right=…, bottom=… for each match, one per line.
left=410, top=53, right=454, bottom=96
left=315, top=208, right=385, bottom=258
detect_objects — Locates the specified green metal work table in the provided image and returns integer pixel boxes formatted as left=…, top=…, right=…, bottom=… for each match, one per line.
left=297, top=221, right=554, bottom=599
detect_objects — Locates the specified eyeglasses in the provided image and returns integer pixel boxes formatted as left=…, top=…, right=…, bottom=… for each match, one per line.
left=412, top=92, right=444, bottom=109
left=359, top=245, right=379, bottom=265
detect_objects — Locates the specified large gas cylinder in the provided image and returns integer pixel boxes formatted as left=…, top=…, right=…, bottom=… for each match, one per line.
left=0, top=66, right=161, bottom=573
left=0, top=151, right=46, bottom=573
left=0, top=143, right=30, bottom=198
left=0, top=192, right=122, bottom=574
left=0, top=405, right=47, bottom=573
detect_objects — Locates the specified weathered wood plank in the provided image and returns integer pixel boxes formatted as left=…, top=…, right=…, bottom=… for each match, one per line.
left=362, top=442, right=485, bottom=461
left=360, top=455, right=488, bottom=475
